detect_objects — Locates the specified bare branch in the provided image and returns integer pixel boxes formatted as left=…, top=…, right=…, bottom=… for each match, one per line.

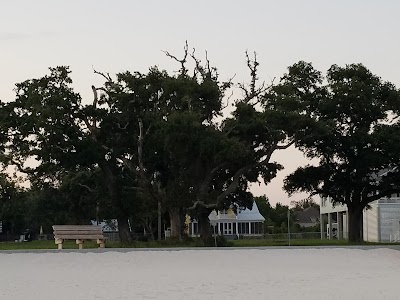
left=197, top=163, right=227, bottom=201
left=91, top=85, right=98, bottom=107
left=92, top=67, right=112, bottom=82
left=137, top=119, right=145, bottom=178
left=95, top=87, right=109, bottom=94
left=78, top=183, right=95, bottom=193
left=190, top=47, right=202, bottom=78
left=162, top=41, right=189, bottom=76
left=205, top=50, right=211, bottom=74
left=276, top=139, right=295, bottom=150
left=145, top=125, right=152, bottom=136
left=117, top=122, right=129, bottom=130
left=83, top=117, right=96, bottom=136
left=223, top=124, right=237, bottom=136
left=187, top=200, right=218, bottom=211
left=118, top=156, right=138, bottom=173
left=9, top=158, right=32, bottom=174
left=125, top=186, right=144, bottom=191
left=216, top=164, right=255, bottom=204
left=54, top=145, right=69, bottom=152
left=221, top=90, right=234, bottom=110
left=238, top=51, right=269, bottom=105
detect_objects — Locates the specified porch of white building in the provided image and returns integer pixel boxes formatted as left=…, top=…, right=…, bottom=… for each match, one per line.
left=188, top=219, right=264, bottom=239
left=320, top=197, right=348, bottom=240
left=187, top=201, right=265, bottom=239
left=319, top=211, right=348, bottom=240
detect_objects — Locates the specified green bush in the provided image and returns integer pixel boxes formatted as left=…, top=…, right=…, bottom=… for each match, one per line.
left=201, top=235, right=233, bottom=247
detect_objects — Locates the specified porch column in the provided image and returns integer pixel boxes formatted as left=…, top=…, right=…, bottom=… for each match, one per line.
left=218, top=222, right=222, bottom=235
left=327, top=213, right=332, bottom=240
left=320, top=213, right=325, bottom=240
left=236, top=222, right=239, bottom=239
left=337, top=212, right=343, bottom=240
left=249, top=222, right=252, bottom=235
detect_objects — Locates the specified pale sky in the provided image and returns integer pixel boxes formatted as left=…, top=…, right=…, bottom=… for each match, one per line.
left=1, top=0, right=400, bottom=205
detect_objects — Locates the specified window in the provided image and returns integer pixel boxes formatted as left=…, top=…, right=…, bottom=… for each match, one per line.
left=223, top=223, right=232, bottom=235
left=238, top=223, right=250, bottom=234
left=251, top=222, right=263, bottom=234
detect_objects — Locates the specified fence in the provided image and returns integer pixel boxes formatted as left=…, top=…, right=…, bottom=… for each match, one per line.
left=103, top=232, right=120, bottom=242
left=261, top=232, right=322, bottom=240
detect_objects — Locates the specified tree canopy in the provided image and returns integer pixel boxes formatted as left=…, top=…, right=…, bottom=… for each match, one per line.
left=272, top=62, right=400, bottom=241
left=1, top=49, right=399, bottom=244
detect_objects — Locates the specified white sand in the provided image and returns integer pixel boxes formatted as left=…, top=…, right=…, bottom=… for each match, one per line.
left=0, top=248, right=399, bottom=300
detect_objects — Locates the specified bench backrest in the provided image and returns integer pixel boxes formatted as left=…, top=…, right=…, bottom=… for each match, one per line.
left=53, top=225, right=105, bottom=240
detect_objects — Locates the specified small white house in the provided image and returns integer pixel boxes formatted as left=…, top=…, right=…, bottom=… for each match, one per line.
left=187, top=201, right=265, bottom=239
left=320, top=196, right=400, bottom=242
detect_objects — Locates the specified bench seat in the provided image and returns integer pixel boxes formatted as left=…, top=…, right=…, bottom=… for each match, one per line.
left=53, top=225, right=106, bottom=249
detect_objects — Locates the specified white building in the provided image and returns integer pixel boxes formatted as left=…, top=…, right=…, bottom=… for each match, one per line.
left=187, top=201, right=265, bottom=239
left=363, top=197, right=400, bottom=242
left=320, top=196, right=400, bottom=242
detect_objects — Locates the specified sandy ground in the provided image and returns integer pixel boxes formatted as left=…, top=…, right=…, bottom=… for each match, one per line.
left=0, top=248, right=399, bottom=300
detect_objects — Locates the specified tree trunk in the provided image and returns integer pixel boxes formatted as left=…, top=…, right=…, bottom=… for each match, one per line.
left=100, top=161, right=132, bottom=243
left=169, top=208, right=182, bottom=239
left=158, top=201, right=162, bottom=240
left=117, top=218, right=132, bottom=242
left=198, top=210, right=212, bottom=242
left=347, top=205, right=363, bottom=243
left=142, top=218, right=155, bottom=240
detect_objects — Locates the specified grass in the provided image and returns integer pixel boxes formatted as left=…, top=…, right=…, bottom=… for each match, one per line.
left=0, top=238, right=204, bottom=250
left=0, top=237, right=397, bottom=250
left=0, top=240, right=99, bottom=250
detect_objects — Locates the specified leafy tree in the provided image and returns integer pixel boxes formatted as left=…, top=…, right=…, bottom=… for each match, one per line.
left=91, top=49, right=301, bottom=242
left=93, top=47, right=286, bottom=242
left=254, top=195, right=298, bottom=233
left=5, top=67, right=137, bottom=241
left=270, top=61, right=400, bottom=242
left=179, top=52, right=296, bottom=241
left=290, top=198, right=319, bottom=211
left=2, top=48, right=310, bottom=244
left=0, top=174, right=27, bottom=235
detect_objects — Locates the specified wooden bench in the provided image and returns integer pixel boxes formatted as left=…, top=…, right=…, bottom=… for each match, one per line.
left=52, top=225, right=106, bottom=249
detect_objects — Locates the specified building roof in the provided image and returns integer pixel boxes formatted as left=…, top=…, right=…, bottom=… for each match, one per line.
left=208, top=201, right=265, bottom=222
left=236, top=201, right=265, bottom=222
left=295, top=206, right=320, bottom=224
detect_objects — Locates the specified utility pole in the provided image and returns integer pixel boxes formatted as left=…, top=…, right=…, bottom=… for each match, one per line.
left=287, top=209, right=291, bottom=246
left=158, top=201, right=162, bottom=240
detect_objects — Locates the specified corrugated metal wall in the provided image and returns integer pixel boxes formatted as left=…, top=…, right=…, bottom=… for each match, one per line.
left=363, top=204, right=379, bottom=242
left=379, top=204, right=400, bottom=242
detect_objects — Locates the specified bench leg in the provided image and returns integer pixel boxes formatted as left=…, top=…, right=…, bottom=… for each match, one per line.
left=97, top=239, right=105, bottom=248
left=55, top=238, right=63, bottom=250
left=76, top=239, right=84, bottom=249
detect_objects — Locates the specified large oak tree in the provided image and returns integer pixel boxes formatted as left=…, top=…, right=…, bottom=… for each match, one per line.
left=269, top=61, right=400, bottom=242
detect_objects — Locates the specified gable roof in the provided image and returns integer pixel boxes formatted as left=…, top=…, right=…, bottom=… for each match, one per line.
left=208, top=201, right=265, bottom=222
left=295, top=206, right=320, bottom=223
left=236, top=201, right=265, bottom=222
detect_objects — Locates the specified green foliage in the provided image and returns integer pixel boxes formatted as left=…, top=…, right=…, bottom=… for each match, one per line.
left=7, top=48, right=394, bottom=246
left=291, top=198, right=319, bottom=211
left=271, top=62, right=400, bottom=241
left=199, top=235, right=233, bottom=247
left=0, top=175, right=27, bottom=234
left=254, top=196, right=299, bottom=233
